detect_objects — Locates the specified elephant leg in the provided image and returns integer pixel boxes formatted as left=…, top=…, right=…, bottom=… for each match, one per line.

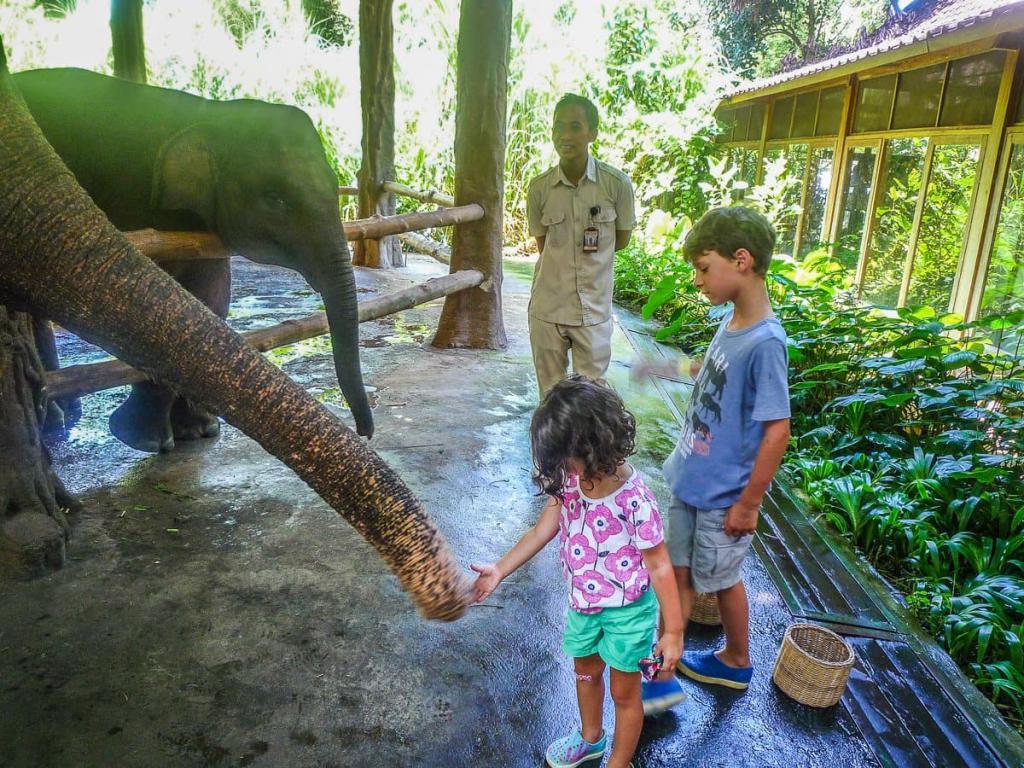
left=167, top=259, right=230, bottom=442
left=31, top=315, right=81, bottom=433
left=109, top=379, right=177, bottom=453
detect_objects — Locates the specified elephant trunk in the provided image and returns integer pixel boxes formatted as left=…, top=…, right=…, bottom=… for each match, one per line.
left=317, top=248, right=374, bottom=439
left=0, top=70, right=471, bottom=620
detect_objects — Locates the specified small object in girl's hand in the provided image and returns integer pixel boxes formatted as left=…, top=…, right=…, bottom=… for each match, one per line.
left=639, top=646, right=664, bottom=682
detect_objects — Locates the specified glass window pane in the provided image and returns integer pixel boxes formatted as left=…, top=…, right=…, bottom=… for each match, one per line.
left=792, top=91, right=818, bottom=138
left=906, top=143, right=981, bottom=310
left=816, top=86, right=844, bottom=135
left=980, top=143, right=1024, bottom=352
left=733, top=105, right=752, bottom=141
left=940, top=51, right=1005, bottom=127
left=853, top=74, right=896, bottom=133
left=726, top=147, right=759, bottom=201
left=749, top=103, right=766, bottom=140
left=770, top=96, right=794, bottom=139
left=835, top=145, right=878, bottom=273
left=764, top=144, right=808, bottom=257
left=862, top=138, right=928, bottom=307
left=798, top=146, right=835, bottom=258
left=716, top=108, right=736, bottom=141
left=892, top=64, right=944, bottom=130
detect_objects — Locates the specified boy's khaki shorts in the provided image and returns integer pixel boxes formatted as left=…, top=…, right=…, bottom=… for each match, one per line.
left=665, top=496, right=753, bottom=593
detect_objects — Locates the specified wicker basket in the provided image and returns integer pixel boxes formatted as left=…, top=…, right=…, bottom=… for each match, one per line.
left=772, top=623, right=855, bottom=708
left=690, top=592, right=722, bottom=626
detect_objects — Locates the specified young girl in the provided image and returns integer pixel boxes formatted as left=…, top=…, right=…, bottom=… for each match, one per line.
left=471, top=376, right=684, bottom=768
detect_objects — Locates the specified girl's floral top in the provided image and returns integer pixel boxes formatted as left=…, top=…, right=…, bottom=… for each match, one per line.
left=558, top=467, right=664, bottom=614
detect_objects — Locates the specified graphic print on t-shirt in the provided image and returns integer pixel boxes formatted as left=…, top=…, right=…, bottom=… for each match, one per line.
left=678, top=337, right=728, bottom=460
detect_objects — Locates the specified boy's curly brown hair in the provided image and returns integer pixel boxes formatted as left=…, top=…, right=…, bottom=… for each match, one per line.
left=530, top=375, right=636, bottom=500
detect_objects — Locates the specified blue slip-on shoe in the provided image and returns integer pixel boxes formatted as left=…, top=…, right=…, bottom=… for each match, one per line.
left=545, top=729, right=606, bottom=768
left=641, top=676, right=687, bottom=716
left=678, top=650, right=753, bottom=690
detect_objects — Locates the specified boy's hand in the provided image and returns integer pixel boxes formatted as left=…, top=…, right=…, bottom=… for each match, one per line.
left=654, top=631, right=683, bottom=681
left=469, top=563, right=502, bottom=602
left=723, top=500, right=760, bottom=537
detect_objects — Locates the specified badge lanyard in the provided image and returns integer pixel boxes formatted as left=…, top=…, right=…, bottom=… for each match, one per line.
left=583, top=205, right=600, bottom=253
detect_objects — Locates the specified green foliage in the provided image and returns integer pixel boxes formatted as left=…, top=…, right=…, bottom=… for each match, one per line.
left=706, top=0, right=889, bottom=77
left=617, top=226, right=1024, bottom=730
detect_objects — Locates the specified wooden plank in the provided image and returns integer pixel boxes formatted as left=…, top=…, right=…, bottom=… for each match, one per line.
left=382, top=180, right=455, bottom=208
left=344, top=204, right=484, bottom=241
left=45, top=269, right=484, bottom=399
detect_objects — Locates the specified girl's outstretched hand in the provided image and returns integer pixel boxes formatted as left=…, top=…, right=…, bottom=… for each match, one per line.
left=470, top=563, right=502, bottom=602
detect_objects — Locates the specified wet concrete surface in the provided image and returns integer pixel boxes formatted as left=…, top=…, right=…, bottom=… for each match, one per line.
left=0, top=254, right=877, bottom=767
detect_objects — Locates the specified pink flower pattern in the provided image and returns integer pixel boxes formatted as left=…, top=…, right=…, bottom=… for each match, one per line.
left=605, top=545, right=642, bottom=582
left=557, top=470, right=663, bottom=612
left=585, top=503, right=622, bottom=543
left=564, top=533, right=597, bottom=570
left=572, top=570, right=616, bottom=604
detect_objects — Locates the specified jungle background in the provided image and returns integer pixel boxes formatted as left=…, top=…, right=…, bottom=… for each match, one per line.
left=3, top=0, right=1022, bottom=735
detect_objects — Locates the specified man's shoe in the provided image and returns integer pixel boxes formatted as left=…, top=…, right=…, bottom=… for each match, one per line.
left=678, top=650, right=753, bottom=690
left=545, top=729, right=606, bottom=768
left=641, top=677, right=687, bottom=716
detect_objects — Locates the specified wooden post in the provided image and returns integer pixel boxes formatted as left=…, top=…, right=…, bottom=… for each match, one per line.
left=110, top=0, right=146, bottom=83
left=355, top=0, right=403, bottom=268
left=432, top=0, right=511, bottom=350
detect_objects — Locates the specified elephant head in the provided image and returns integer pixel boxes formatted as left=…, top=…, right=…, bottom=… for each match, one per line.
left=13, top=68, right=374, bottom=438
left=0, top=56, right=469, bottom=620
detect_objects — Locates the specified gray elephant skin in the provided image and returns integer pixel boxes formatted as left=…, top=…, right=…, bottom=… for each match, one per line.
left=13, top=67, right=373, bottom=451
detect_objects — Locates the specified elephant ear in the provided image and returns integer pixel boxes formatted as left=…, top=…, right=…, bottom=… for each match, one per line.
left=152, top=125, right=217, bottom=226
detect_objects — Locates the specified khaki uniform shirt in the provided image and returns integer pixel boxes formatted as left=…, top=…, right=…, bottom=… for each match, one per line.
left=527, top=156, right=635, bottom=326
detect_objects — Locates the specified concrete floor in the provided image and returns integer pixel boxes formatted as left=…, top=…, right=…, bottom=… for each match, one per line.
left=0, top=254, right=877, bottom=767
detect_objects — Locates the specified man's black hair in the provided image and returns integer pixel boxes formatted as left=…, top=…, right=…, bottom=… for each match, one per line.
left=554, top=93, right=599, bottom=132
left=683, top=206, right=776, bottom=275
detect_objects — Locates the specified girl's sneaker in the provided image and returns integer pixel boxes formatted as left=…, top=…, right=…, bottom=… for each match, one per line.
left=544, top=729, right=607, bottom=768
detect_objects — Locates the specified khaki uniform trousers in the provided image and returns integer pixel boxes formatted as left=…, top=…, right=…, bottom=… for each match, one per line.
left=529, top=315, right=613, bottom=397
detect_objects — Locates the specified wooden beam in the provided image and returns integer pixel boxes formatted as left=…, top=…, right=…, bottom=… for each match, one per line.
left=432, top=0, right=511, bottom=351
left=133, top=207, right=484, bottom=264
left=397, top=230, right=451, bottom=265
left=110, top=0, right=146, bottom=83
left=338, top=185, right=359, bottom=196
left=125, top=229, right=228, bottom=262
left=45, top=270, right=485, bottom=400
left=381, top=181, right=455, bottom=208
left=355, top=0, right=402, bottom=268
left=344, top=204, right=484, bottom=241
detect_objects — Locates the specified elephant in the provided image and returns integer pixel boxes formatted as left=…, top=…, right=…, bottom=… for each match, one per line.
left=0, top=46, right=469, bottom=620
left=12, top=67, right=373, bottom=452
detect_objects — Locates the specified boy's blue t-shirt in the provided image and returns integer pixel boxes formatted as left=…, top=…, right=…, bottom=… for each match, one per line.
left=663, top=309, right=791, bottom=510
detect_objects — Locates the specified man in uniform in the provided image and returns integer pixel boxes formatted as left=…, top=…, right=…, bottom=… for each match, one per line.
left=527, top=93, right=635, bottom=396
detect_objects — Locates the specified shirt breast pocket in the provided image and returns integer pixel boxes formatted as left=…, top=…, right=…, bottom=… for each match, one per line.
left=593, top=205, right=618, bottom=243
left=541, top=208, right=568, bottom=249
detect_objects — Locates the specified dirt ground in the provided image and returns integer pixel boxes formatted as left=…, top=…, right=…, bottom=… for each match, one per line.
left=0, top=254, right=876, bottom=767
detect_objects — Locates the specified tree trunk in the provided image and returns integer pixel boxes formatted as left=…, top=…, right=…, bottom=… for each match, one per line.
left=431, top=0, right=510, bottom=350
left=0, top=309, right=78, bottom=577
left=110, top=0, right=146, bottom=83
left=354, top=0, right=402, bottom=268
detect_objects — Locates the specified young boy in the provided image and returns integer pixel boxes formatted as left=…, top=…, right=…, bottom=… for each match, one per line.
left=526, top=93, right=635, bottom=397
left=644, top=206, right=791, bottom=708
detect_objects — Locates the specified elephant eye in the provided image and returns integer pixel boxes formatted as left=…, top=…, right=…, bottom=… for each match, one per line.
left=263, top=191, right=287, bottom=211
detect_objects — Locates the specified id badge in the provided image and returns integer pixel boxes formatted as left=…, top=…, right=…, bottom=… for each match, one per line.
left=583, top=227, right=599, bottom=253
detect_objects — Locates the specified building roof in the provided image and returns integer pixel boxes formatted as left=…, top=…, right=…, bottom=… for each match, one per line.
left=727, top=0, right=1024, bottom=100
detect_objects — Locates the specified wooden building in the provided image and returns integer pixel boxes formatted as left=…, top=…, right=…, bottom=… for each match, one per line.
left=715, top=0, right=1024, bottom=347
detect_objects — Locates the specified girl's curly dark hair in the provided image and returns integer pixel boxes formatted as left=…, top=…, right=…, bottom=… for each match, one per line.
left=529, top=375, right=637, bottom=500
